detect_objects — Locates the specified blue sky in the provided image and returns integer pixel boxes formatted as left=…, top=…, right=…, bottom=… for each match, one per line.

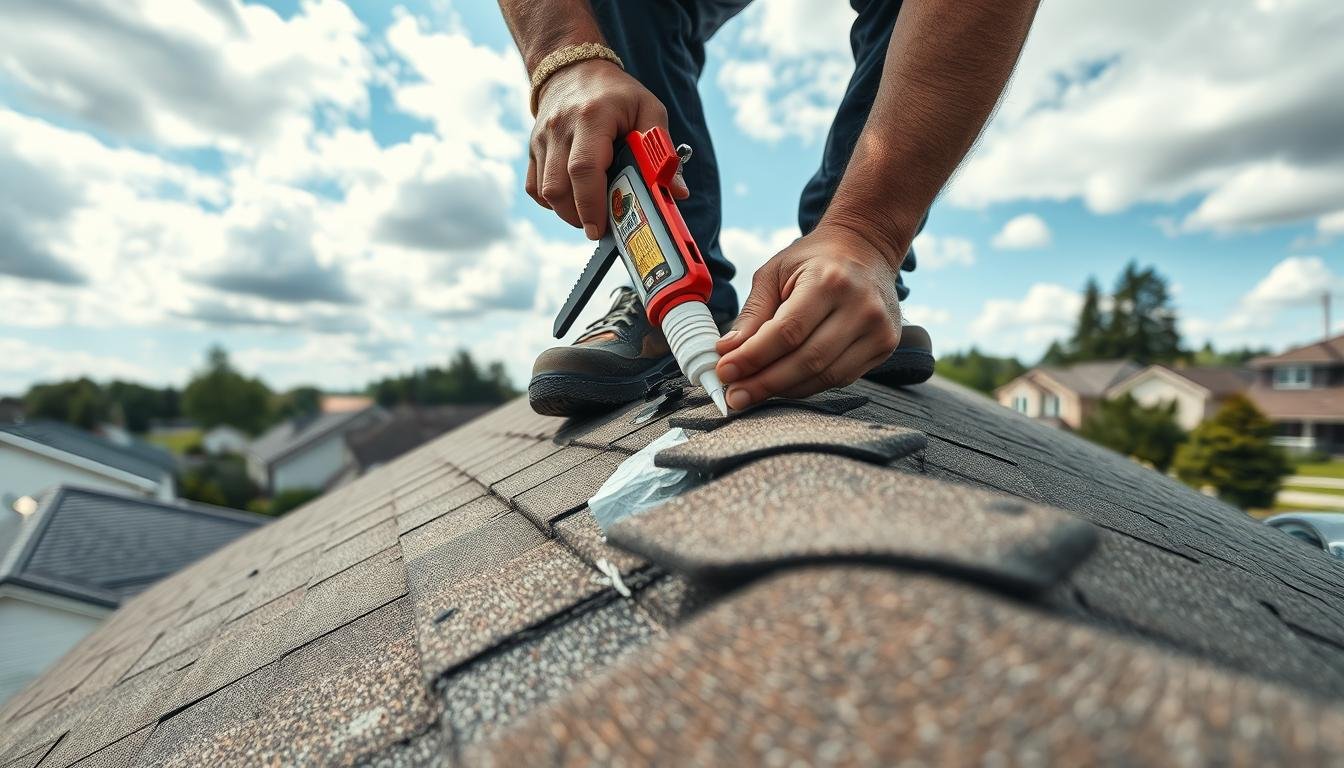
left=0, top=0, right=1340, bottom=394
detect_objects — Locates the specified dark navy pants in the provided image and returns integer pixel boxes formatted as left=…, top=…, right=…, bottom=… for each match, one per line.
left=591, top=0, right=918, bottom=318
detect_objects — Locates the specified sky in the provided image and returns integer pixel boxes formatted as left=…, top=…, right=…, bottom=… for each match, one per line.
left=0, top=0, right=1341, bottom=394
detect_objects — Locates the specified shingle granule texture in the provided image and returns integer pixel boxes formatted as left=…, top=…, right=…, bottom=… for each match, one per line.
left=7, top=379, right=1344, bottom=766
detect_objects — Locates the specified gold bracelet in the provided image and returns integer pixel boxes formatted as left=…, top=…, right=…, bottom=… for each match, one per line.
left=529, top=42, right=624, bottom=116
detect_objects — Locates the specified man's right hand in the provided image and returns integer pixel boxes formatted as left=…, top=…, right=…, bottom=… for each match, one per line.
left=528, top=59, right=687, bottom=240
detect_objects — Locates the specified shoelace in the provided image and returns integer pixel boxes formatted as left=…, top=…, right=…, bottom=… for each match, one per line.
left=577, top=287, right=643, bottom=342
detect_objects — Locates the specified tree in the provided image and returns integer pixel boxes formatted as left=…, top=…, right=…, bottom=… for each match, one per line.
left=25, top=378, right=109, bottom=429
left=266, top=487, right=323, bottom=517
left=369, top=350, right=518, bottom=407
left=1105, top=262, right=1182, bottom=363
left=1174, top=395, right=1291, bottom=509
left=1079, top=394, right=1186, bottom=472
left=272, top=386, right=323, bottom=422
left=182, top=347, right=273, bottom=434
left=1049, top=262, right=1184, bottom=365
left=106, top=381, right=181, bottom=432
left=1069, top=278, right=1106, bottom=361
left=936, top=348, right=1027, bottom=394
left=179, top=454, right=261, bottom=509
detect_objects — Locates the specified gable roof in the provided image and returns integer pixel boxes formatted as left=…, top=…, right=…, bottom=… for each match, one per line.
left=1252, top=332, right=1344, bottom=367
left=0, top=422, right=172, bottom=486
left=5, top=377, right=1344, bottom=765
left=1110, top=364, right=1252, bottom=398
left=1036, top=359, right=1142, bottom=398
left=0, top=487, right=267, bottom=608
left=248, top=407, right=386, bottom=466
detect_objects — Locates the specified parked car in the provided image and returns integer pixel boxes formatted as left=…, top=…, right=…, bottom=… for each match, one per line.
left=1265, top=512, right=1344, bottom=560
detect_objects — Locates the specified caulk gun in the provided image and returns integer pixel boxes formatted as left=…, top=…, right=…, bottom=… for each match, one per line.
left=552, top=127, right=728, bottom=416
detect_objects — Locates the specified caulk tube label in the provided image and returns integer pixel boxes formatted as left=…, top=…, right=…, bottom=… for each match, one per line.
left=608, top=167, right=686, bottom=306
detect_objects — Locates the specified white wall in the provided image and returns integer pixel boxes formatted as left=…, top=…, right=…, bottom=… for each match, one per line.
left=0, top=443, right=151, bottom=512
left=272, top=432, right=348, bottom=493
left=0, top=592, right=105, bottom=707
left=1119, top=375, right=1207, bottom=431
left=203, top=427, right=248, bottom=456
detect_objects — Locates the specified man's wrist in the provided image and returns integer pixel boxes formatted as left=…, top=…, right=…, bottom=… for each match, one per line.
left=816, top=205, right=914, bottom=273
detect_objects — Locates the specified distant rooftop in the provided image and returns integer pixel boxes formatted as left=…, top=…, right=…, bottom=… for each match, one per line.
left=1036, top=359, right=1142, bottom=397
left=1252, top=332, right=1344, bottom=367
left=249, top=406, right=385, bottom=467
left=0, top=486, right=267, bottom=608
left=0, top=422, right=172, bottom=484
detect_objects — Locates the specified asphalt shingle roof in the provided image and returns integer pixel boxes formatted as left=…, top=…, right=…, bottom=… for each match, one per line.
left=4, top=375, right=1344, bottom=766
left=0, top=487, right=268, bottom=607
left=0, top=422, right=171, bottom=485
left=1037, top=359, right=1143, bottom=397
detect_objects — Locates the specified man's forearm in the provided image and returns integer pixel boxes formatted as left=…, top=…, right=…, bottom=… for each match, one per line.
left=498, top=0, right=605, bottom=72
left=822, top=0, right=1039, bottom=267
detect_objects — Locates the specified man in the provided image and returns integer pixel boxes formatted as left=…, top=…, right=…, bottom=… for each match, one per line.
left=501, top=0, right=1038, bottom=416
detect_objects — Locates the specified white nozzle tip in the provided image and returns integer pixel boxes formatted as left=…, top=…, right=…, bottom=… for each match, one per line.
left=698, top=370, right=728, bottom=416
left=710, top=388, right=728, bottom=417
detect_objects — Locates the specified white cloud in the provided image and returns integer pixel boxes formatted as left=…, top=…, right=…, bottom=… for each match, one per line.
left=0, top=338, right=164, bottom=393
left=969, top=283, right=1083, bottom=356
left=991, top=214, right=1052, bottom=250
left=946, top=0, right=1344, bottom=234
left=1242, top=256, right=1343, bottom=311
left=714, top=2, right=855, bottom=143
left=912, top=233, right=976, bottom=270
left=384, top=12, right=529, bottom=160
left=720, top=227, right=800, bottom=301
left=0, top=0, right=372, bottom=150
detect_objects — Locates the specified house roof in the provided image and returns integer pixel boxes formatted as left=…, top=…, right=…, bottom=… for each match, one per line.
left=1252, top=333, right=1344, bottom=367
left=5, top=376, right=1344, bottom=765
left=1247, top=386, right=1344, bottom=422
left=1111, top=364, right=1252, bottom=398
left=0, top=422, right=172, bottom=486
left=248, top=407, right=385, bottom=467
left=1036, top=359, right=1143, bottom=398
left=345, top=405, right=493, bottom=472
left=0, top=487, right=267, bottom=608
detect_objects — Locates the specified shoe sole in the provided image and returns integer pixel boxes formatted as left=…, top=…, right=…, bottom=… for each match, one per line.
left=528, top=357, right=681, bottom=417
left=862, top=348, right=936, bottom=387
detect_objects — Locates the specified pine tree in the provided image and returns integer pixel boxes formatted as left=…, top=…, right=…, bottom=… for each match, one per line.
left=1174, top=395, right=1290, bottom=509
left=1069, top=278, right=1105, bottom=362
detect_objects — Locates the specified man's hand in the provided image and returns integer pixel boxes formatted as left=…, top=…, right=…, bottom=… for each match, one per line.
left=715, top=223, right=903, bottom=410
left=529, top=59, right=687, bottom=240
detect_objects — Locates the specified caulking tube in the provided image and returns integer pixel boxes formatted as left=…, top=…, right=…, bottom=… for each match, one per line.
left=607, top=128, right=728, bottom=415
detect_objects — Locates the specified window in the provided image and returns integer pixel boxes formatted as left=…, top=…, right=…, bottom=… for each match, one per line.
left=1012, top=396, right=1030, bottom=415
left=1273, top=365, right=1311, bottom=389
left=1042, top=394, right=1061, bottom=418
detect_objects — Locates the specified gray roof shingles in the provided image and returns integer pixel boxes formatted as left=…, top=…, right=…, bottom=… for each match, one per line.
left=5, top=375, right=1344, bottom=766
left=1, top=487, right=267, bottom=607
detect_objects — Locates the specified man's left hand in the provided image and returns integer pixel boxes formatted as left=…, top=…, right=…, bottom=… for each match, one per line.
left=715, top=223, right=903, bottom=410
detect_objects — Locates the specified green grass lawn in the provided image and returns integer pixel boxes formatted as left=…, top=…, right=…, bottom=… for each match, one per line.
left=147, top=428, right=203, bottom=455
left=1282, top=483, right=1344, bottom=498
left=1293, top=460, right=1344, bottom=479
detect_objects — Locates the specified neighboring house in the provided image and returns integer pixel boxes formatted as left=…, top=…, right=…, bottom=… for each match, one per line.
left=0, top=422, right=177, bottom=522
left=994, top=360, right=1142, bottom=429
left=201, top=425, right=249, bottom=456
left=0, top=486, right=266, bottom=706
left=1105, top=364, right=1252, bottom=431
left=1247, top=332, right=1344, bottom=455
left=342, top=404, right=493, bottom=478
left=11, top=381, right=1344, bottom=764
left=246, top=406, right=388, bottom=493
